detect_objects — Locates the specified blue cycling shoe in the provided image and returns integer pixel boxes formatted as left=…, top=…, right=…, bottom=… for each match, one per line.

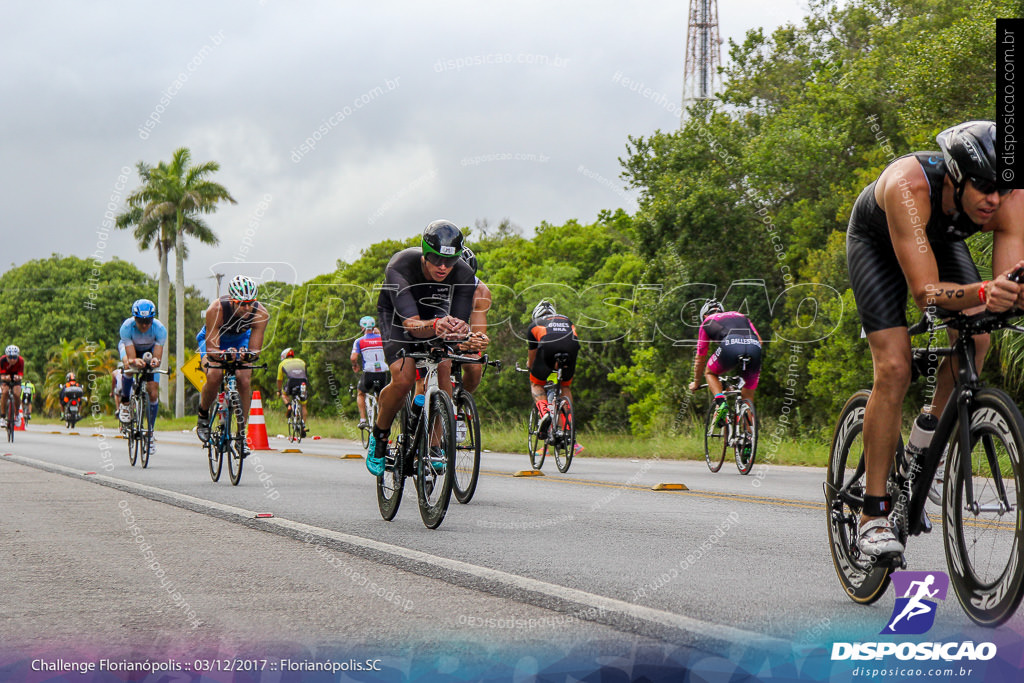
left=366, top=433, right=386, bottom=476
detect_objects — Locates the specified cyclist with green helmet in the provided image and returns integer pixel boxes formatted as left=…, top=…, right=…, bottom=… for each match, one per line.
left=365, top=220, right=481, bottom=476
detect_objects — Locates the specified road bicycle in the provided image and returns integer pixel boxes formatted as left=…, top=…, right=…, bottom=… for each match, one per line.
left=286, top=383, right=308, bottom=444
left=699, top=362, right=757, bottom=475
left=450, top=354, right=501, bottom=504
left=205, top=355, right=267, bottom=486
left=376, top=342, right=459, bottom=529
left=124, top=362, right=168, bottom=468
left=518, top=352, right=576, bottom=473
left=2, top=378, right=18, bottom=443
left=826, top=307, right=1024, bottom=627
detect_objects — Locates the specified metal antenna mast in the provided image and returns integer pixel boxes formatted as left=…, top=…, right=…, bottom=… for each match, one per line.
left=681, top=0, right=723, bottom=122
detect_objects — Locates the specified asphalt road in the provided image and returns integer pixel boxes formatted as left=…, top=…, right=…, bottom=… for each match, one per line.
left=1, top=423, right=1022, bottom=680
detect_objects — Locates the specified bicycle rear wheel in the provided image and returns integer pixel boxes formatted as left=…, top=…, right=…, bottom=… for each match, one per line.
left=703, top=402, right=726, bottom=473
left=227, top=392, right=244, bottom=486
left=362, top=394, right=377, bottom=449
left=734, top=400, right=757, bottom=475
left=377, top=398, right=408, bottom=521
left=942, top=387, right=1024, bottom=627
left=416, top=392, right=455, bottom=529
left=528, top=406, right=545, bottom=470
left=825, top=390, right=895, bottom=605
left=553, top=397, right=575, bottom=473
left=453, top=391, right=481, bottom=503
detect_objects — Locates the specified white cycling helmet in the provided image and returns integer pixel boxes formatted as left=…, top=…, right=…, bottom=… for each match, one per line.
left=280, top=347, right=294, bottom=360
left=227, top=275, right=258, bottom=302
left=4, top=345, right=19, bottom=359
left=532, top=299, right=556, bottom=320
left=699, top=299, right=724, bottom=320
left=359, top=315, right=375, bottom=330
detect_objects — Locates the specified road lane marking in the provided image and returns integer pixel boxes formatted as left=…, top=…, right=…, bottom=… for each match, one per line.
left=4, top=452, right=794, bottom=655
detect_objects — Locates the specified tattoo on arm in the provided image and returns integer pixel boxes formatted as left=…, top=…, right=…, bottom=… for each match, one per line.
left=938, top=289, right=966, bottom=300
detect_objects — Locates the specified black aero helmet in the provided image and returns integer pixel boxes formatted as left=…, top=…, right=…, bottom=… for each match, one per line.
left=936, top=120, right=1001, bottom=210
left=421, top=220, right=464, bottom=263
left=461, top=245, right=478, bottom=274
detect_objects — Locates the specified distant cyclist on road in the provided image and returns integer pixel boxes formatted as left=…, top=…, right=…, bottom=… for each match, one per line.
left=688, top=299, right=762, bottom=419
left=195, top=275, right=270, bottom=454
left=365, top=220, right=482, bottom=476
left=526, top=299, right=582, bottom=453
left=277, top=347, right=309, bottom=433
left=20, top=378, right=34, bottom=420
left=846, top=120, right=1024, bottom=557
left=118, top=299, right=167, bottom=441
left=0, top=345, right=24, bottom=428
left=58, top=372, right=85, bottom=419
left=351, top=315, right=387, bottom=431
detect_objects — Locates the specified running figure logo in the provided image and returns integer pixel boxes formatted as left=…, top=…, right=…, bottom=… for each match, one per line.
left=881, top=571, right=949, bottom=635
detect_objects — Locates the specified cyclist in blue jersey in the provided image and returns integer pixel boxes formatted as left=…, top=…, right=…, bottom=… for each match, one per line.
left=118, top=299, right=167, bottom=446
left=195, top=275, right=270, bottom=449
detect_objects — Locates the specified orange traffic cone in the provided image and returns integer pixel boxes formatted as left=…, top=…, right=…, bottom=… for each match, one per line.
left=246, top=390, right=272, bottom=450
left=14, top=407, right=26, bottom=431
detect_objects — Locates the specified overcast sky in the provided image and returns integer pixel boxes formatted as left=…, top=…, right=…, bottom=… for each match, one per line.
left=1, top=0, right=809, bottom=300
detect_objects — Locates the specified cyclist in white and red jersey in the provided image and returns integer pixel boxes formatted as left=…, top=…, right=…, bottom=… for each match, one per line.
left=351, top=315, right=388, bottom=430
left=688, top=299, right=762, bottom=406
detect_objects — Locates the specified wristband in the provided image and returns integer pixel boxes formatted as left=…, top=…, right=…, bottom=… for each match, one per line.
left=432, top=318, right=438, bottom=335
left=979, top=280, right=989, bottom=304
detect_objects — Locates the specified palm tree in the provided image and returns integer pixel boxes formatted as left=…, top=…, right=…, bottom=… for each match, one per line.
left=119, top=148, right=235, bottom=417
left=116, top=162, right=174, bottom=403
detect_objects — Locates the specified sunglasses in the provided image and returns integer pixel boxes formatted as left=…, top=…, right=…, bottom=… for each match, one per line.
left=231, top=299, right=257, bottom=307
left=424, top=252, right=459, bottom=267
left=134, top=317, right=152, bottom=325
left=970, top=177, right=1013, bottom=196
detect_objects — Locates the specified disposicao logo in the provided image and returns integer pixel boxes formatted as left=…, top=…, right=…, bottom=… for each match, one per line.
left=881, top=570, right=947, bottom=635
left=831, top=571, right=997, bottom=663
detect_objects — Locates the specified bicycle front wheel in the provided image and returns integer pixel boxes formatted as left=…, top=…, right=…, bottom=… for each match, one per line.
left=825, top=390, right=895, bottom=605
left=453, top=391, right=481, bottom=504
left=528, top=406, right=545, bottom=470
left=139, top=404, right=152, bottom=469
left=127, top=394, right=142, bottom=466
left=943, top=387, right=1024, bottom=627
left=553, top=397, right=575, bottom=473
left=735, top=400, right=757, bottom=475
left=377, top=396, right=409, bottom=521
left=227, top=393, right=244, bottom=486
left=703, top=403, right=726, bottom=473
left=207, top=412, right=223, bottom=482
left=6, top=398, right=15, bottom=442
left=416, top=392, right=455, bottom=529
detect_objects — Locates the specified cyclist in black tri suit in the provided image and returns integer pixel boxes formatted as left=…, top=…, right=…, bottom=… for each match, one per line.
left=847, top=121, right=1024, bottom=556
left=365, top=220, right=484, bottom=476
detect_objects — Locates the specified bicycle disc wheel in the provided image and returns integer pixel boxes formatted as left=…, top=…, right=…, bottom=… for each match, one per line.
left=553, top=397, right=575, bottom=473
left=942, top=387, right=1024, bottom=627
left=416, top=391, right=455, bottom=529
left=528, top=406, right=545, bottom=470
left=735, top=400, right=757, bottom=475
left=703, top=403, right=726, bottom=473
left=227, top=393, right=244, bottom=486
left=453, top=391, right=481, bottom=503
left=825, top=390, right=894, bottom=605
left=207, top=410, right=223, bottom=482
left=377, top=399, right=407, bottom=521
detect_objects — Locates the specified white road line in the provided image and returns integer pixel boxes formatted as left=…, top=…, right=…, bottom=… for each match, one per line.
left=4, top=452, right=794, bottom=654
